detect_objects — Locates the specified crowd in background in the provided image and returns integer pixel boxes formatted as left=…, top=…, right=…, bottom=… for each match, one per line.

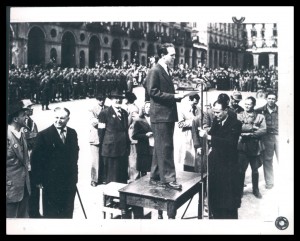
left=8, top=61, right=278, bottom=105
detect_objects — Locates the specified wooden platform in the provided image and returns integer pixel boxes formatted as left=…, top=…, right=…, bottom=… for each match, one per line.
left=119, top=171, right=204, bottom=219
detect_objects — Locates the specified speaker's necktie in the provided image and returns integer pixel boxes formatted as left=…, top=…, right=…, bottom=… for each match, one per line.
left=192, top=105, right=197, bottom=116
left=167, top=67, right=171, bottom=76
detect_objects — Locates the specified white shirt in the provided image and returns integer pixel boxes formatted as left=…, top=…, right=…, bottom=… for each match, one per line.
left=158, top=60, right=170, bottom=76
left=221, top=115, right=229, bottom=126
left=56, top=127, right=67, bottom=136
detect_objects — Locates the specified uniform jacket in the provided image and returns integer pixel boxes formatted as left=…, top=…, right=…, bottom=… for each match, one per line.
left=145, top=64, right=179, bottom=123
left=208, top=115, right=242, bottom=210
left=99, top=106, right=130, bottom=157
left=31, top=124, right=79, bottom=191
left=88, top=104, right=106, bottom=145
left=256, top=104, right=278, bottom=135
left=7, top=127, right=31, bottom=203
left=237, top=111, right=266, bottom=156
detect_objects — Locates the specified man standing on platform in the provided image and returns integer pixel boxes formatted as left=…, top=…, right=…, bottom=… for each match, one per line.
left=145, top=43, right=185, bottom=190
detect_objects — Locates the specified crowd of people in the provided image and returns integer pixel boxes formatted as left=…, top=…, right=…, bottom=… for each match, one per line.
left=8, top=59, right=278, bottom=107
left=7, top=43, right=279, bottom=220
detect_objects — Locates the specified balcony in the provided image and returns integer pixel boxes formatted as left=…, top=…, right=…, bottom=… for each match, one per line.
left=161, top=34, right=172, bottom=44
left=110, top=25, right=128, bottom=37
left=85, top=22, right=109, bottom=33
left=129, top=28, right=145, bottom=40
left=174, top=36, right=184, bottom=46
left=147, top=31, right=159, bottom=42
left=185, top=38, right=193, bottom=48
left=60, top=22, right=83, bottom=28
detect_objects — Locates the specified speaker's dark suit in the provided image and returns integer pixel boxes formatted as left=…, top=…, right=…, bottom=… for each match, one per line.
left=145, top=63, right=179, bottom=183
left=31, top=124, right=79, bottom=218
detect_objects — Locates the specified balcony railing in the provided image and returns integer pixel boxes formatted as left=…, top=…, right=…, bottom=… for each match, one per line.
left=185, top=38, right=193, bottom=48
left=111, top=25, right=128, bottom=36
left=85, top=22, right=109, bottom=33
left=147, top=31, right=159, bottom=42
left=60, top=22, right=83, bottom=28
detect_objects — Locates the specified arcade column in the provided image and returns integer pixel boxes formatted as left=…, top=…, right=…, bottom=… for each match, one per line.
left=253, top=53, right=259, bottom=68
left=268, top=53, right=275, bottom=68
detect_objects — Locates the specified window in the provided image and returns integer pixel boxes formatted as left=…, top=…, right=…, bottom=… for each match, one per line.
left=50, top=29, right=57, bottom=38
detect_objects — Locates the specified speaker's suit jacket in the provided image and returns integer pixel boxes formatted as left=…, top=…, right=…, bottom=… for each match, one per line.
left=146, top=64, right=179, bottom=123
left=31, top=124, right=79, bottom=191
left=145, top=63, right=180, bottom=183
left=7, top=128, right=31, bottom=203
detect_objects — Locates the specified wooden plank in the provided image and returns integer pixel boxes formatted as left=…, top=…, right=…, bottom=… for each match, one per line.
left=119, top=171, right=202, bottom=201
left=126, top=195, right=168, bottom=211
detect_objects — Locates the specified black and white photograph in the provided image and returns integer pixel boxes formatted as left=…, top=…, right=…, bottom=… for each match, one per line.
left=6, top=6, right=293, bottom=235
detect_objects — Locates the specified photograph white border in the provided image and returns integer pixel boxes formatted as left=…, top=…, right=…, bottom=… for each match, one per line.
left=7, top=6, right=294, bottom=235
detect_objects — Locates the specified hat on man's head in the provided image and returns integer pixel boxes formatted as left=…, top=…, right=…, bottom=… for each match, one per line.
left=108, top=88, right=126, bottom=99
left=96, top=94, right=106, bottom=101
left=8, top=100, right=29, bottom=116
left=231, top=91, right=242, bottom=101
left=20, top=99, right=35, bottom=109
left=125, top=92, right=137, bottom=103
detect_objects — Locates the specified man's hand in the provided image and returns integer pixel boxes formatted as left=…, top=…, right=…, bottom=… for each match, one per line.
left=174, top=92, right=185, bottom=100
left=146, top=132, right=153, bottom=137
left=196, top=147, right=202, bottom=155
left=198, top=127, right=212, bottom=140
left=198, top=127, right=207, bottom=137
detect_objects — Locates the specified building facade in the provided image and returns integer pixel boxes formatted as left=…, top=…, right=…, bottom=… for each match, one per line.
left=243, top=23, right=278, bottom=69
left=206, top=22, right=278, bottom=70
left=9, top=22, right=205, bottom=69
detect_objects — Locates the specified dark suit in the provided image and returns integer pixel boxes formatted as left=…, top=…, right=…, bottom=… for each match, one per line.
left=132, top=117, right=153, bottom=174
left=145, top=63, right=179, bottom=183
left=31, top=125, right=79, bottom=218
left=99, top=106, right=130, bottom=184
left=208, top=115, right=242, bottom=219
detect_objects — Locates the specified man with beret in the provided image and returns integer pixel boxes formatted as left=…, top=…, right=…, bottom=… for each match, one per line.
left=7, top=101, right=31, bottom=218
left=229, top=91, right=244, bottom=115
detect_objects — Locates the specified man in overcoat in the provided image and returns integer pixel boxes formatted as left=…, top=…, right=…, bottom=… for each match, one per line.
left=98, top=89, right=130, bottom=184
left=31, top=107, right=79, bottom=218
left=199, top=98, right=242, bottom=219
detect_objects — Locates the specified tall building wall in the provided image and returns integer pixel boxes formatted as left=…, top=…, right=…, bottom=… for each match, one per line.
left=9, top=22, right=195, bottom=69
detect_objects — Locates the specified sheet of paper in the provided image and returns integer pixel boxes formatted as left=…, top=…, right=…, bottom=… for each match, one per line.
left=183, top=90, right=200, bottom=98
left=148, top=136, right=154, bottom=146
